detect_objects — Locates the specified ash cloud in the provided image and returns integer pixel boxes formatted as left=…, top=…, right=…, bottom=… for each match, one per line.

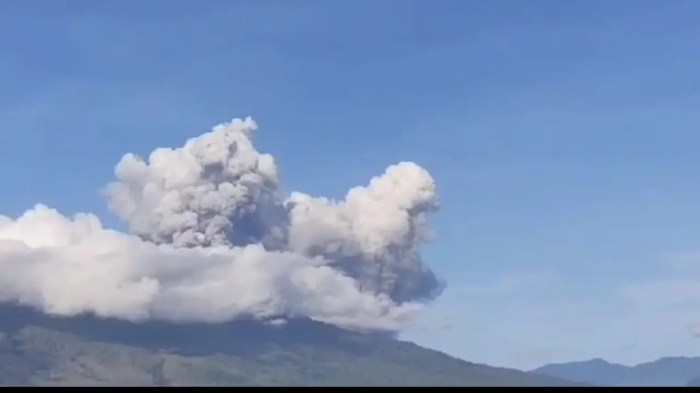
left=0, top=117, right=443, bottom=332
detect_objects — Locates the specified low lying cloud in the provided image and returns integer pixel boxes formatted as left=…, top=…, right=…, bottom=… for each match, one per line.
left=0, top=117, right=443, bottom=332
left=688, top=324, right=700, bottom=338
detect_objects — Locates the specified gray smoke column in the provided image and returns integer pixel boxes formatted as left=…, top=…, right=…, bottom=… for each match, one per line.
left=0, top=117, right=444, bottom=332
left=286, top=162, right=443, bottom=303
left=104, top=117, right=282, bottom=248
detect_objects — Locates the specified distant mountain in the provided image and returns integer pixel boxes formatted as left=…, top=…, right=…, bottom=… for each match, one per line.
left=0, top=305, right=572, bottom=386
left=532, top=356, right=700, bottom=386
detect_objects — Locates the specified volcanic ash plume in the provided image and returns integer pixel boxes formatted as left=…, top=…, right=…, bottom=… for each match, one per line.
left=0, top=117, right=443, bottom=332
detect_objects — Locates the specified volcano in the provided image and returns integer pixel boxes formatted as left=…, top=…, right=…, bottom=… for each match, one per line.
left=0, top=304, right=573, bottom=386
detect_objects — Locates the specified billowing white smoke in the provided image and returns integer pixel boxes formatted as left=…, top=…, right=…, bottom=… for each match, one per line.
left=0, top=117, right=443, bottom=332
left=286, top=163, right=442, bottom=302
left=105, top=118, right=282, bottom=248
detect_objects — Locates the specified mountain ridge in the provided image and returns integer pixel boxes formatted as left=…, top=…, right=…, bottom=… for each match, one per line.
left=0, top=304, right=573, bottom=386
left=533, top=356, right=700, bottom=386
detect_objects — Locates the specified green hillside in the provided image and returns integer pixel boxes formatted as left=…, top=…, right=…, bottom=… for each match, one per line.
left=0, top=306, right=572, bottom=386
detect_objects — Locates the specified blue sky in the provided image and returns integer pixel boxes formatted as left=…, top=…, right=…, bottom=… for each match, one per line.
left=3, top=0, right=700, bottom=369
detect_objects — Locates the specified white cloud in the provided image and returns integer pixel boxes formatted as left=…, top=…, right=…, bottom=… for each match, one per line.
left=622, top=279, right=700, bottom=310
left=0, top=117, right=442, bottom=332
